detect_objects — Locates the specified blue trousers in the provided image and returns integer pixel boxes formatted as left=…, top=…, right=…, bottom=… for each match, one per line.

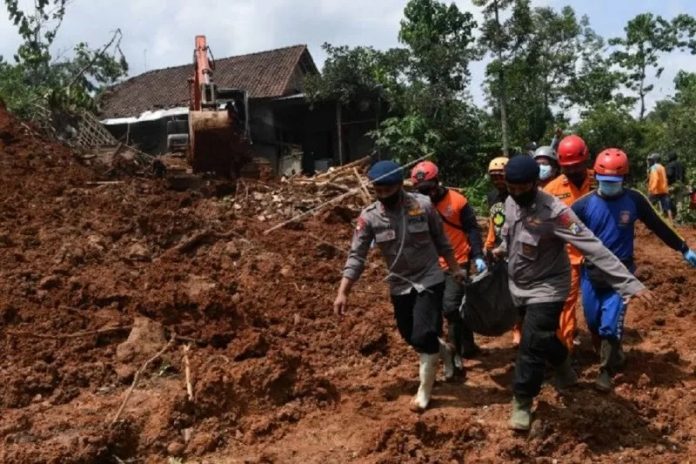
left=580, top=268, right=626, bottom=341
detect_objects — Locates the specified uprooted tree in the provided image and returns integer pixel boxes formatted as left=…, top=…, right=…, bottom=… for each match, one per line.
left=0, top=0, right=128, bottom=123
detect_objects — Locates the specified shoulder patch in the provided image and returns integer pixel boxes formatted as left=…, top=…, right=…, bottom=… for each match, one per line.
left=557, top=210, right=583, bottom=235
left=355, top=216, right=367, bottom=232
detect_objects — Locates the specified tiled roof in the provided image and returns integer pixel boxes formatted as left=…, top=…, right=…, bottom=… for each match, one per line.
left=99, top=45, right=317, bottom=119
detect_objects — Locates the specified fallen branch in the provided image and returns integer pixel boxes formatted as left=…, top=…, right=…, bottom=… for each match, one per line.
left=5, top=326, right=131, bottom=339
left=110, top=336, right=176, bottom=426
left=315, top=156, right=370, bottom=180
left=86, top=181, right=124, bottom=186
left=264, top=154, right=433, bottom=235
left=182, top=344, right=194, bottom=402
left=353, top=167, right=371, bottom=205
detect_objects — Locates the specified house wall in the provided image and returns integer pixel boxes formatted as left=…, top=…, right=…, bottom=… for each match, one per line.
left=105, top=118, right=173, bottom=154
left=102, top=98, right=377, bottom=175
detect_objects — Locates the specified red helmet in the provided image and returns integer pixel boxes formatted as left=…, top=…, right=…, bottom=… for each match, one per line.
left=594, top=148, right=629, bottom=180
left=411, top=161, right=439, bottom=185
left=557, top=135, right=589, bottom=167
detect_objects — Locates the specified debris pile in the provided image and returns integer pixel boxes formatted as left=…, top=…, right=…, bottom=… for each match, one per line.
left=229, top=156, right=372, bottom=223
left=1, top=100, right=696, bottom=464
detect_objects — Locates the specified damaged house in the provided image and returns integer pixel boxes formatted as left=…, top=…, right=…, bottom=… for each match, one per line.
left=99, top=45, right=377, bottom=175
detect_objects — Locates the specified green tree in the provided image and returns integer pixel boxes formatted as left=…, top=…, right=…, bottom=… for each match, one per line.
left=370, top=0, right=482, bottom=181
left=0, top=0, right=128, bottom=120
left=609, top=13, right=696, bottom=120
left=574, top=102, right=647, bottom=179
left=304, top=44, right=404, bottom=105
left=481, top=1, right=585, bottom=148
left=473, top=0, right=517, bottom=155
left=646, top=71, right=696, bottom=168
left=564, top=16, right=629, bottom=115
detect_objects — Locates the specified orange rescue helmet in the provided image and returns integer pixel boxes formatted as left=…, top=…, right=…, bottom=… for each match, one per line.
left=411, top=161, right=439, bottom=185
left=594, top=148, right=628, bottom=181
left=557, top=135, right=590, bottom=167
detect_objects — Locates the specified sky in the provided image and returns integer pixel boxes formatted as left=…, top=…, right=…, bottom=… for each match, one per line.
left=1, top=0, right=695, bottom=116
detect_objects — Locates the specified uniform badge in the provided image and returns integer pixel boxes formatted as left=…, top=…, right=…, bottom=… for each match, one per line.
left=558, top=211, right=582, bottom=235
left=558, top=211, right=573, bottom=227
left=493, top=211, right=505, bottom=227
left=522, top=243, right=537, bottom=256
left=620, top=211, right=631, bottom=225
left=375, top=229, right=396, bottom=242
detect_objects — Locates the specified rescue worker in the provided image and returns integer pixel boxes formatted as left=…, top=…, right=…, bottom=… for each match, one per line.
left=410, top=161, right=487, bottom=375
left=534, top=146, right=559, bottom=189
left=334, top=160, right=468, bottom=412
left=484, top=157, right=521, bottom=344
left=666, top=152, right=686, bottom=219
left=525, top=142, right=538, bottom=157
left=647, top=153, right=672, bottom=221
left=572, top=149, right=696, bottom=391
left=487, top=156, right=509, bottom=210
left=543, top=135, right=595, bottom=352
left=493, top=155, right=654, bottom=431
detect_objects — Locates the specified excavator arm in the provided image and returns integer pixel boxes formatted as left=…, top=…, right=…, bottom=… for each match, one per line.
left=185, top=35, right=252, bottom=177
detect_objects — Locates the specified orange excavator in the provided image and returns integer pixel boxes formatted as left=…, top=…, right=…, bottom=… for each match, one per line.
left=170, top=35, right=252, bottom=177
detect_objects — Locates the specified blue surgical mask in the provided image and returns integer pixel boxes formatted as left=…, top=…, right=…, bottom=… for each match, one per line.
left=598, top=180, right=623, bottom=197
left=539, top=164, right=553, bottom=181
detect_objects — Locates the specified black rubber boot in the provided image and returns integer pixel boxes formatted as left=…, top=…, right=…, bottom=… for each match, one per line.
left=613, top=340, right=626, bottom=371
left=447, top=321, right=467, bottom=378
left=553, top=356, right=578, bottom=390
left=596, top=338, right=619, bottom=392
left=460, top=323, right=481, bottom=359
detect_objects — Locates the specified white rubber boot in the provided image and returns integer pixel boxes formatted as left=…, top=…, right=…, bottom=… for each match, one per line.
left=410, top=353, right=438, bottom=412
left=438, top=338, right=455, bottom=381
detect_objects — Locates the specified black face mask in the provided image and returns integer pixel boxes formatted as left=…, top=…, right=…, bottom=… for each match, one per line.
left=422, top=186, right=446, bottom=204
left=566, top=171, right=586, bottom=188
left=510, top=189, right=536, bottom=208
left=378, top=189, right=402, bottom=209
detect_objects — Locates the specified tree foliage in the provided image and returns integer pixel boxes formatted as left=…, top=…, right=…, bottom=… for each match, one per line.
left=0, top=0, right=128, bottom=120
left=306, top=1, right=696, bottom=194
left=609, top=13, right=696, bottom=120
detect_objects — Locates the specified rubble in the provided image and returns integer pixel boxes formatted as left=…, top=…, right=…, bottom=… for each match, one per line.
left=1, top=101, right=695, bottom=464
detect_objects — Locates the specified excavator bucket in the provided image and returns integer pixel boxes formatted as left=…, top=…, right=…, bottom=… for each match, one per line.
left=188, top=110, right=251, bottom=177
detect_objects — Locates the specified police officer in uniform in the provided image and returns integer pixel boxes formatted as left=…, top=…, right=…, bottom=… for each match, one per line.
left=334, top=160, right=467, bottom=412
left=493, top=155, right=655, bottom=431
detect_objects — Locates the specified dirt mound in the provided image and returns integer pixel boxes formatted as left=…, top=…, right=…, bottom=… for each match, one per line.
left=1, top=102, right=695, bottom=463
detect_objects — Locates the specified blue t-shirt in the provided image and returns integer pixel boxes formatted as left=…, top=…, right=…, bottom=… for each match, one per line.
left=572, top=189, right=686, bottom=268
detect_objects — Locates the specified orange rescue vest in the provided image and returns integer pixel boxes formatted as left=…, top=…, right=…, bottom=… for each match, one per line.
left=436, top=189, right=472, bottom=269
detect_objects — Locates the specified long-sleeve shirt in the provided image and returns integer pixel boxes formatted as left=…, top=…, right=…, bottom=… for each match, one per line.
left=499, top=190, right=645, bottom=306
left=648, top=164, right=669, bottom=195
left=343, top=191, right=454, bottom=295
left=544, top=171, right=595, bottom=266
left=572, top=189, right=687, bottom=271
left=666, top=160, right=686, bottom=186
left=433, top=189, right=483, bottom=268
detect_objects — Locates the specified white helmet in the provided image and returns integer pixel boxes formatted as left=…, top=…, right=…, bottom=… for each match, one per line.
left=533, top=146, right=557, bottom=161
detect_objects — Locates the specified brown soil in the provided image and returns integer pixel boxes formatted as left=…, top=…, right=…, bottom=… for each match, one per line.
left=0, top=102, right=695, bottom=463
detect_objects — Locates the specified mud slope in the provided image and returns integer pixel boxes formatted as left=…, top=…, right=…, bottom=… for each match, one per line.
left=0, top=104, right=694, bottom=463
